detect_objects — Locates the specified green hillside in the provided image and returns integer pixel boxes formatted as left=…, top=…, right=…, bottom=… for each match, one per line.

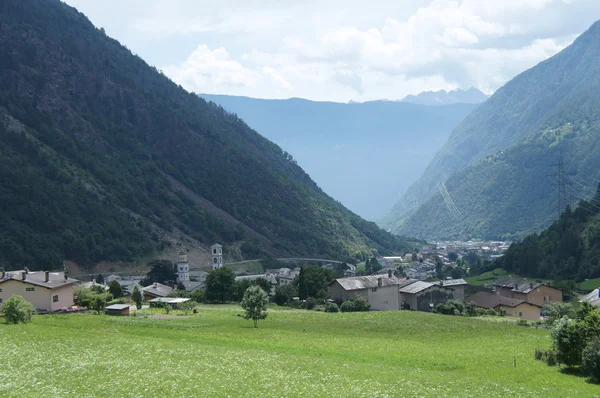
left=494, top=188, right=600, bottom=281
left=0, top=0, right=411, bottom=270
left=382, top=19, right=600, bottom=240
left=1, top=307, right=596, bottom=397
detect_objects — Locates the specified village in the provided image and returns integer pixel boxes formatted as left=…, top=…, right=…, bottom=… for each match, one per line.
left=0, top=241, right=572, bottom=321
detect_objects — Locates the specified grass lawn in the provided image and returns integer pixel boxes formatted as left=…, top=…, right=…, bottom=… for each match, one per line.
left=466, top=268, right=527, bottom=286
left=578, top=278, right=600, bottom=291
left=0, top=306, right=597, bottom=397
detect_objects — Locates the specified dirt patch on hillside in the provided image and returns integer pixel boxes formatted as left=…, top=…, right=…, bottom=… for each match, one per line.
left=146, top=314, right=192, bottom=319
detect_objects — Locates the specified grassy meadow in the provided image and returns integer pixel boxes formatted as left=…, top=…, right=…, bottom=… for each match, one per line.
left=0, top=306, right=598, bottom=397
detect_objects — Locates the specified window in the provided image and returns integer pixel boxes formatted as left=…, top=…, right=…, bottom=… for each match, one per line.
left=213, top=258, right=217, bottom=264
left=53, top=295, right=59, bottom=303
left=543, top=296, right=546, bottom=302
left=383, top=301, right=388, bottom=305
left=371, top=287, right=377, bottom=292
left=213, top=249, right=216, bottom=254
left=0, top=288, right=2, bottom=293
left=25, top=287, right=35, bottom=292
left=0, top=298, right=3, bottom=304
left=519, top=312, right=523, bottom=317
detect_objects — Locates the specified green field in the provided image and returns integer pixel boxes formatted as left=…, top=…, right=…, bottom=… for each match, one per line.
left=578, top=278, right=600, bottom=291
left=466, top=268, right=526, bottom=286
left=0, top=306, right=597, bottom=397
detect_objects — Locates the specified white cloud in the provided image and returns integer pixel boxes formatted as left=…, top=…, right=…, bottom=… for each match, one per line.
left=63, top=0, right=600, bottom=102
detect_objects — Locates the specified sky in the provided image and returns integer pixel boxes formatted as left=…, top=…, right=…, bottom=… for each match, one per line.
left=63, top=0, right=600, bottom=103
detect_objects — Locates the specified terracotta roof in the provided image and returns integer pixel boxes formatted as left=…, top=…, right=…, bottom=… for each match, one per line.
left=0, top=271, right=78, bottom=289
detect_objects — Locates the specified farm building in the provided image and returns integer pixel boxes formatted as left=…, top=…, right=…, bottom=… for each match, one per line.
left=0, top=270, right=78, bottom=312
left=148, top=297, right=191, bottom=309
left=492, top=279, right=562, bottom=306
left=580, top=289, right=600, bottom=307
left=399, top=281, right=456, bottom=312
left=433, top=279, right=467, bottom=300
left=466, top=291, right=542, bottom=321
left=328, top=272, right=418, bottom=311
left=105, top=304, right=130, bottom=316
left=142, top=282, right=173, bottom=301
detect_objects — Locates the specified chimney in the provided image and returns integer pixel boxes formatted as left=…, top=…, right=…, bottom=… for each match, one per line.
left=439, top=280, right=443, bottom=286
left=388, top=270, right=393, bottom=278
left=515, top=283, right=519, bottom=290
left=154, top=282, right=158, bottom=288
left=22, top=271, right=26, bottom=280
left=530, top=283, right=533, bottom=289
left=45, top=271, right=50, bottom=283
left=378, top=277, right=383, bottom=287
left=0, top=271, right=4, bottom=279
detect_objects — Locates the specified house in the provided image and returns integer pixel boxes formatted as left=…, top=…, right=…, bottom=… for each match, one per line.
left=433, top=279, right=468, bottom=300
left=580, top=289, right=600, bottom=307
left=179, top=280, right=204, bottom=293
left=0, top=270, right=78, bottom=312
left=235, top=274, right=278, bottom=294
left=142, top=282, right=173, bottom=301
left=328, top=271, right=417, bottom=311
left=148, top=297, right=191, bottom=309
left=492, top=279, right=563, bottom=306
left=105, top=304, right=130, bottom=316
left=399, top=281, right=457, bottom=311
left=466, top=291, right=542, bottom=321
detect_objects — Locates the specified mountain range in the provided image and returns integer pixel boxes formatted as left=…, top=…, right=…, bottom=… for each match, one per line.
left=381, top=19, right=600, bottom=241
left=200, top=94, right=478, bottom=220
left=400, top=88, right=488, bottom=106
left=0, top=0, right=413, bottom=269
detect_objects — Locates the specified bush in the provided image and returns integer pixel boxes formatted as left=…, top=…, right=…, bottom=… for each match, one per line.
left=551, top=317, right=585, bottom=367
left=106, top=298, right=126, bottom=306
left=190, top=289, right=205, bottom=303
left=2, top=295, right=35, bottom=324
left=436, top=299, right=465, bottom=316
left=325, top=302, right=339, bottom=313
left=583, top=337, right=600, bottom=382
left=313, top=305, right=326, bottom=312
left=340, top=295, right=370, bottom=312
left=304, top=297, right=318, bottom=310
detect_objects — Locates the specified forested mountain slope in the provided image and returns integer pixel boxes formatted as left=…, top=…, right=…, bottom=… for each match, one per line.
left=494, top=188, right=600, bottom=281
left=382, top=19, right=600, bottom=240
left=0, top=0, right=411, bottom=269
left=200, top=94, right=477, bottom=220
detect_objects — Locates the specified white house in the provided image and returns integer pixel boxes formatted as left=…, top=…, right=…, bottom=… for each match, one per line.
left=0, top=270, right=78, bottom=312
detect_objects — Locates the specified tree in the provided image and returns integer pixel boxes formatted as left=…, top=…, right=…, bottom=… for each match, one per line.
left=273, top=284, right=298, bottom=306
left=583, top=337, right=600, bottom=382
left=96, top=273, right=104, bottom=284
left=108, top=280, right=124, bottom=298
left=2, top=295, right=35, bottom=324
left=295, top=265, right=336, bottom=300
left=544, top=302, right=573, bottom=325
left=240, top=286, right=269, bottom=328
left=132, top=285, right=143, bottom=309
left=90, top=295, right=107, bottom=314
left=141, top=260, right=177, bottom=287
left=205, top=267, right=236, bottom=303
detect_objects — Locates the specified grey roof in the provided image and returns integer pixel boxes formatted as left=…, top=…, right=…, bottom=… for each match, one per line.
left=179, top=280, right=204, bottom=292
left=492, top=278, right=544, bottom=294
left=235, top=274, right=278, bottom=284
left=0, top=271, right=78, bottom=289
left=105, top=304, right=131, bottom=310
left=580, top=289, right=600, bottom=307
left=142, top=283, right=173, bottom=297
left=434, top=278, right=467, bottom=287
left=333, top=275, right=403, bottom=291
left=399, top=281, right=434, bottom=294
left=397, top=278, right=419, bottom=289
left=148, top=297, right=190, bottom=303
left=466, top=291, right=540, bottom=309
left=211, top=243, right=222, bottom=248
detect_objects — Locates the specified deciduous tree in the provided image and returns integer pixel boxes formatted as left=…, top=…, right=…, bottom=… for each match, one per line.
left=241, top=286, right=269, bottom=328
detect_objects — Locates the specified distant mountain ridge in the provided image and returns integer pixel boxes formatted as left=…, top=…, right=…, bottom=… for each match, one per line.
left=0, top=0, right=413, bottom=269
left=381, top=19, right=600, bottom=241
left=400, top=88, right=488, bottom=106
left=200, top=94, right=478, bottom=220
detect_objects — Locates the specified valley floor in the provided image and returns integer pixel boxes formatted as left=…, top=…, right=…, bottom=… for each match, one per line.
left=0, top=306, right=597, bottom=397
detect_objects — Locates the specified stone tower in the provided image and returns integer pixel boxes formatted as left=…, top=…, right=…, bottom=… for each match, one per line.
left=176, top=251, right=189, bottom=282
left=211, top=243, right=223, bottom=270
